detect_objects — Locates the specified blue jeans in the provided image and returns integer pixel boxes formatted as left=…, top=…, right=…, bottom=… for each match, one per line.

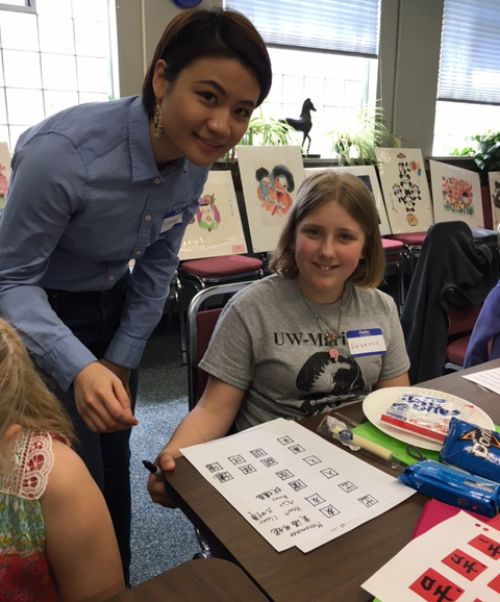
left=45, top=275, right=137, bottom=584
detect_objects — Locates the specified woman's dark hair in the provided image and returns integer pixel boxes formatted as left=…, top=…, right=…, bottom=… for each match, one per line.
left=142, top=8, right=272, bottom=118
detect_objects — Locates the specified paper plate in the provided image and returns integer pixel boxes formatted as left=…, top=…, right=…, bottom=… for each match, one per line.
left=362, top=386, right=495, bottom=451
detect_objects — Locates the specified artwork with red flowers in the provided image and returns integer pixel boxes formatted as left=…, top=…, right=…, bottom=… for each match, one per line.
left=488, top=171, right=500, bottom=229
left=430, top=160, right=484, bottom=229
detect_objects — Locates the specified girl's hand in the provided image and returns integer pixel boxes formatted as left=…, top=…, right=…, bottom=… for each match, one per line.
left=73, top=362, right=138, bottom=433
left=147, top=449, right=178, bottom=507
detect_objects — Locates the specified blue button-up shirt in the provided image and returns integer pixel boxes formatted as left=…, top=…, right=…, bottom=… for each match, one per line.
left=0, top=96, right=208, bottom=390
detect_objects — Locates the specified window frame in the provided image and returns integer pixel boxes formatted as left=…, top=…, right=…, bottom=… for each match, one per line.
left=0, top=1, right=36, bottom=14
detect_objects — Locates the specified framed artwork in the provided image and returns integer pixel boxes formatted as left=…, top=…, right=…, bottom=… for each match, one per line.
left=375, top=148, right=434, bottom=234
left=305, top=165, right=392, bottom=235
left=179, top=170, right=247, bottom=261
left=429, top=160, right=484, bottom=229
left=0, top=142, right=11, bottom=210
left=488, top=171, right=500, bottom=229
left=237, top=145, right=305, bottom=253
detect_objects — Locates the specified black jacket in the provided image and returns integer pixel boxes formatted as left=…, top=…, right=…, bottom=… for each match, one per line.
left=401, top=221, right=496, bottom=383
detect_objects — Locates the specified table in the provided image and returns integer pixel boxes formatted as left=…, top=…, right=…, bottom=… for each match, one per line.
left=164, top=360, right=500, bottom=602
left=107, top=558, right=270, bottom=601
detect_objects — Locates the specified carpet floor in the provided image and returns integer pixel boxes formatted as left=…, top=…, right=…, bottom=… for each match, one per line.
left=129, top=316, right=200, bottom=586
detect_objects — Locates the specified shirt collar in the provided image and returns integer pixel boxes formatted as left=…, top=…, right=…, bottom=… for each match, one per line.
left=127, top=96, right=187, bottom=181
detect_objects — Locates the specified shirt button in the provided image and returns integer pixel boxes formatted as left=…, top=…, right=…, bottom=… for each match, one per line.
left=154, top=177, right=162, bottom=184
left=108, top=274, right=116, bottom=283
left=144, top=214, right=152, bottom=222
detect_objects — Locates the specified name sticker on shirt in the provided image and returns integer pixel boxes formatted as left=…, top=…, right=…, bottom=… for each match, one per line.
left=346, top=328, right=386, bottom=357
left=160, top=211, right=184, bottom=234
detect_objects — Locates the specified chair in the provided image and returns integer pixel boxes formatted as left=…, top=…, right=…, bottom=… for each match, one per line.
left=186, top=281, right=252, bottom=411
left=444, top=301, right=482, bottom=371
left=400, top=221, right=497, bottom=383
left=185, top=281, right=252, bottom=557
left=387, top=231, right=427, bottom=274
left=179, top=254, right=264, bottom=292
left=381, top=237, right=411, bottom=311
left=177, top=256, right=264, bottom=364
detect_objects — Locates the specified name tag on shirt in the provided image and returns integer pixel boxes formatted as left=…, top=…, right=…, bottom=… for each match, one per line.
left=160, top=212, right=184, bottom=233
left=346, top=328, right=386, bottom=356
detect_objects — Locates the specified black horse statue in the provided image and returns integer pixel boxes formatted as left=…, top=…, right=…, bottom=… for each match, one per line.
left=282, top=98, right=316, bottom=154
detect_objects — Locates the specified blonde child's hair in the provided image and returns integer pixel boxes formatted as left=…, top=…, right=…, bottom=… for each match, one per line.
left=0, top=318, right=74, bottom=461
left=269, top=171, right=385, bottom=287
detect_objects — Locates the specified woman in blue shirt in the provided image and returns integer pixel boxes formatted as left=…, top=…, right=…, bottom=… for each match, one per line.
left=0, top=7, right=271, bottom=580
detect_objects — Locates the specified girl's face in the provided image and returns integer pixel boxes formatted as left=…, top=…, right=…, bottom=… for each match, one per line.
left=151, top=56, right=260, bottom=167
left=294, top=200, right=366, bottom=304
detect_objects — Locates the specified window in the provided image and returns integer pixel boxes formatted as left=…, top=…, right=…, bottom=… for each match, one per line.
left=433, top=0, right=500, bottom=155
left=0, top=0, right=117, bottom=151
left=224, top=0, right=380, bottom=157
left=0, top=1, right=35, bottom=11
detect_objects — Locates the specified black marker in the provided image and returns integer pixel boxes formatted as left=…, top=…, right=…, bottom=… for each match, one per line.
left=142, top=459, right=166, bottom=482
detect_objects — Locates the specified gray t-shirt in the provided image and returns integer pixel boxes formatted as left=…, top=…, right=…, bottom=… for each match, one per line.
left=199, top=274, right=410, bottom=431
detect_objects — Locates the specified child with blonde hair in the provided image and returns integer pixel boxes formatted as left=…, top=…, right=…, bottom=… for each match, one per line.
left=0, top=319, right=124, bottom=601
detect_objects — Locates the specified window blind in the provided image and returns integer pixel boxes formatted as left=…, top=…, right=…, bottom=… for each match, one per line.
left=224, top=0, right=380, bottom=57
left=438, top=0, right=500, bottom=105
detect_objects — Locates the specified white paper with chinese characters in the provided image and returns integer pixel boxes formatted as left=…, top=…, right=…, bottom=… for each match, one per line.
left=180, top=418, right=414, bottom=553
left=362, top=511, right=500, bottom=602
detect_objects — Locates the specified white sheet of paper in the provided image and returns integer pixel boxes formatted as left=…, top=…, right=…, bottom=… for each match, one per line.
left=181, top=418, right=414, bottom=553
left=362, top=511, right=500, bottom=602
left=463, top=367, right=500, bottom=395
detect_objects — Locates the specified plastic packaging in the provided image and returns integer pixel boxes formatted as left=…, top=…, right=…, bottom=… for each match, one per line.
left=318, top=415, right=393, bottom=461
left=380, top=393, right=475, bottom=443
left=440, top=417, right=500, bottom=483
left=399, top=460, right=500, bottom=517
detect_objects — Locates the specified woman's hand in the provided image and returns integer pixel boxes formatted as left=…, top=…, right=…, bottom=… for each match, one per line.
left=73, top=361, right=138, bottom=433
left=147, top=449, right=179, bottom=508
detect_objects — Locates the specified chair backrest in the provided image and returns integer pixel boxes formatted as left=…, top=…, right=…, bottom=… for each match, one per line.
left=447, top=303, right=482, bottom=337
left=186, top=281, right=252, bottom=410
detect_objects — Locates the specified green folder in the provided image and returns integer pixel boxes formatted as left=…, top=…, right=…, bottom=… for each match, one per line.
left=351, top=421, right=440, bottom=465
left=352, top=421, right=500, bottom=467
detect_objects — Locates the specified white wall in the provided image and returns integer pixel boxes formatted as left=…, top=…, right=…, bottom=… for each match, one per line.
left=115, top=0, right=222, bottom=98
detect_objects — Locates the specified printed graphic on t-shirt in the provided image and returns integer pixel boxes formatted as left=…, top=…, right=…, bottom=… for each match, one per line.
left=272, top=328, right=366, bottom=414
left=296, top=350, right=365, bottom=413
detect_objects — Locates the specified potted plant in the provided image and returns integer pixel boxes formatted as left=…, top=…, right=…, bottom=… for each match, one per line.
left=223, top=113, right=293, bottom=163
left=330, top=107, right=399, bottom=166
left=451, top=131, right=500, bottom=173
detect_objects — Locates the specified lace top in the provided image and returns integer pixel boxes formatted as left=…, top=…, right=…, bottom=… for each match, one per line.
left=0, top=430, right=58, bottom=601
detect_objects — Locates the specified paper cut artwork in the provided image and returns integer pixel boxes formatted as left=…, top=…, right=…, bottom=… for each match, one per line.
left=305, top=165, right=392, bottom=235
left=0, top=142, right=11, bottom=210
left=179, top=170, right=247, bottom=261
left=375, top=148, right=433, bottom=234
left=430, top=160, right=484, bottom=229
left=362, top=511, right=500, bottom=602
left=237, top=146, right=305, bottom=253
left=256, top=164, right=294, bottom=217
left=195, top=193, right=221, bottom=231
left=488, top=171, right=500, bottom=229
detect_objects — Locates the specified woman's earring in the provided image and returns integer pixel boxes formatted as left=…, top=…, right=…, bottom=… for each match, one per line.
left=152, top=102, right=163, bottom=138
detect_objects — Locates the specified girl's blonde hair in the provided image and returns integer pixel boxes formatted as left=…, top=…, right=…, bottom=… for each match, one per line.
left=0, top=319, right=74, bottom=444
left=269, top=171, right=385, bottom=287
